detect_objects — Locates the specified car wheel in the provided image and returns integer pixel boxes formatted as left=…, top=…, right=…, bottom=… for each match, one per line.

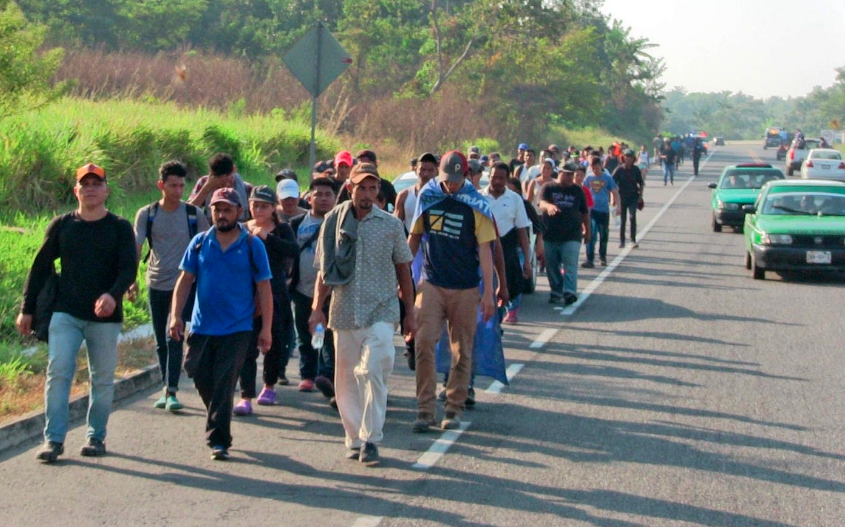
left=744, top=251, right=752, bottom=270
left=712, top=214, right=722, bottom=232
left=751, top=253, right=765, bottom=280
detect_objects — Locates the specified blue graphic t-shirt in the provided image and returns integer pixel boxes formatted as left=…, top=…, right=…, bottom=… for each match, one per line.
left=583, top=172, right=618, bottom=213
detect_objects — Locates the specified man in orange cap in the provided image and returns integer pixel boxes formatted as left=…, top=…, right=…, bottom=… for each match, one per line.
left=18, top=163, right=137, bottom=462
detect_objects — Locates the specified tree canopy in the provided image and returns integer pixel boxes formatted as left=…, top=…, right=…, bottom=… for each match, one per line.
left=13, top=0, right=667, bottom=143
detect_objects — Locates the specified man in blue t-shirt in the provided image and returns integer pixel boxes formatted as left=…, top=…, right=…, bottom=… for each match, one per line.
left=170, top=187, right=273, bottom=461
left=583, top=157, right=621, bottom=267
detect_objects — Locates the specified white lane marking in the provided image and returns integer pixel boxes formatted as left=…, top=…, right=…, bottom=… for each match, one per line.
left=412, top=421, right=472, bottom=470
left=560, top=151, right=716, bottom=317
left=530, top=328, right=557, bottom=349
left=350, top=517, right=383, bottom=527
left=486, top=363, right=525, bottom=394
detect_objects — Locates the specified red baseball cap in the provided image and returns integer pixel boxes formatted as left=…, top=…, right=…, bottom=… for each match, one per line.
left=334, top=150, right=353, bottom=168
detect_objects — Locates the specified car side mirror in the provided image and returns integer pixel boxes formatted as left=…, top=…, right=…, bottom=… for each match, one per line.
left=742, top=205, right=756, bottom=214
left=708, top=183, right=717, bottom=189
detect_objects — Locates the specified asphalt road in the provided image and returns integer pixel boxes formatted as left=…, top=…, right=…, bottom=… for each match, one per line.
left=1, top=142, right=844, bottom=526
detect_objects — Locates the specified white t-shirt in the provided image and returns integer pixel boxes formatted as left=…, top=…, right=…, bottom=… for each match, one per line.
left=481, top=187, right=532, bottom=237
left=637, top=151, right=650, bottom=166
left=402, top=186, right=418, bottom=232
left=518, top=164, right=540, bottom=184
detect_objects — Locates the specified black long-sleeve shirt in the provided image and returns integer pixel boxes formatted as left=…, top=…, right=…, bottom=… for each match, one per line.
left=261, top=220, right=299, bottom=297
left=21, top=211, right=138, bottom=323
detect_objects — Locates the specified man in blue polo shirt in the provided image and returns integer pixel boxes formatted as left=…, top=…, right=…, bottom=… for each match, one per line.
left=170, top=187, right=273, bottom=461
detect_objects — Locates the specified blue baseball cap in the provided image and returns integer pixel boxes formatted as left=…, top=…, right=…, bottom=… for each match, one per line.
left=518, top=143, right=530, bottom=150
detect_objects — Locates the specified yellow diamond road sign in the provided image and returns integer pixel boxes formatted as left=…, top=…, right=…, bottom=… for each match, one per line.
left=283, top=22, right=351, bottom=98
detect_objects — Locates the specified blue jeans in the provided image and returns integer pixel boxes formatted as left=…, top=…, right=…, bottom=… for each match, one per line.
left=148, top=287, right=182, bottom=392
left=545, top=240, right=581, bottom=298
left=586, top=210, right=610, bottom=263
left=663, top=161, right=675, bottom=184
left=44, top=312, right=122, bottom=443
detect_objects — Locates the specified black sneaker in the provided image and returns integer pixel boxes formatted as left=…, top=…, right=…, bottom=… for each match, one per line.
left=79, top=438, right=106, bottom=457
left=36, top=441, right=64, bottom=463
left=346, top=448, right=360, bottom=461
left=563, top=293, right=578, bottom=306
left=581, top=261, right=595, bottom=269
left=465, top=387, right=476, bottom=408
left=359, top=442, right=379, bottom=466
left=600, top=259, right=608, bottom=266
left=548, top=296, right=561, bottom=304
left=619, top=242, right=626, bottom=248
left=314, top=376, right=335, bottom=398
left=211, top=445, right=230, bottom=461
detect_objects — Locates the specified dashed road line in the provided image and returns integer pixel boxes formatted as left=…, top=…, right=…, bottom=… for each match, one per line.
left=530, top=328, right=558, bottom=349
left=350, top=516, right=383, bottom=527
left=412, top=421, right=472, bottom=470
left=558, top=151, right=716, bottom=316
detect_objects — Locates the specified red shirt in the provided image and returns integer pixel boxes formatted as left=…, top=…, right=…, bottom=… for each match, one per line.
left=582, top=184, right=595, bottom=209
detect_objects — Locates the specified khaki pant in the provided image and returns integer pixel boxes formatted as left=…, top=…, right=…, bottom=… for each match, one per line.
left=414, top=281, right=479, bottom=417
left=334, top=321, right=395, bottom=449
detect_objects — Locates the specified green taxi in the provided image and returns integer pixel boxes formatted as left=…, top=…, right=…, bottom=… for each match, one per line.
left=708, top=164, right=785, bottom=232
left=743, top=180, right=845, bottom=279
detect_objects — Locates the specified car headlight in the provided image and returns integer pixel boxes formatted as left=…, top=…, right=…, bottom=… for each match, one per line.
left=760, top=233, right=793, bottom=245
left=718, top=201, right=740, bottom=210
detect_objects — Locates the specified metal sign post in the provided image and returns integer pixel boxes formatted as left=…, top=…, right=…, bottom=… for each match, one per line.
left=283, top=22, right=351, bottom=179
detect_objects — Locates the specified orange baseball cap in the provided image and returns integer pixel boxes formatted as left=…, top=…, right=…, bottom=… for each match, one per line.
left=75, top=163, right=106, bottom=181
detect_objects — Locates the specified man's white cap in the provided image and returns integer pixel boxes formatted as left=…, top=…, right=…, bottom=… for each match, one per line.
left=276, top=178, right=300, bottom=200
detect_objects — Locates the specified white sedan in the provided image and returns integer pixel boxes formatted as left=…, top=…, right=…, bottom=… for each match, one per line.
left=800, top=149, right=845, bottom=181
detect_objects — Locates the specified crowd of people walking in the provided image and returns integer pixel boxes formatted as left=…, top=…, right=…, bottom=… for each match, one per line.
left=17, top=139, right=656, bottom=465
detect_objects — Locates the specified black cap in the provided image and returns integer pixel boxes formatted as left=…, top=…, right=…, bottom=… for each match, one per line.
left=561, top=162, right=580, bottom=173
left=275, top=168, right=298, bottom=182
left=418, top=152, right=437, bottom=165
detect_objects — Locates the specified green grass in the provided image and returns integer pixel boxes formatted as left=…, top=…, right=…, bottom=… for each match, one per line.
left=554, top=126, right=640, bottom=151
left=0, top=96, right=341, bottom=354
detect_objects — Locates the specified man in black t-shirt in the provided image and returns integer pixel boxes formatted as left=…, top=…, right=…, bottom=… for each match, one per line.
left=18, top=164, right=137, bottom=463
left=613, top=150, right=645, bottom=249
left=539, top=162, right=591, bottom=305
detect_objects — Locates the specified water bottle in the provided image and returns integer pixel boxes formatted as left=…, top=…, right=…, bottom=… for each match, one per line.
left=311, top=323, right=325, bottom=349
left=612, top=208, right=621, bottom=227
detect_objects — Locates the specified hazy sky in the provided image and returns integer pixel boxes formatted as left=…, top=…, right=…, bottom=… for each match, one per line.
left=600, top=0, right=845, bottom=99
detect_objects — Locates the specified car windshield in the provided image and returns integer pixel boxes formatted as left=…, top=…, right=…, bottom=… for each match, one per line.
left=810, top=150, right=842, bottom=160
left=720, top=170, right=784, bottom=189
left=762, top=192, right=845, bottom=216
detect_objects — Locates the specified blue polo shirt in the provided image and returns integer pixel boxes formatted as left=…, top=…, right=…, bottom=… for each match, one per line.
left=180, top=225, right=272, bottom=336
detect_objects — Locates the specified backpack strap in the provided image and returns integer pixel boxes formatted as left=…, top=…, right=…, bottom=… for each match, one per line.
left=185, top=203, right=199, bottom=238
left=142, top=202, right=159, bottom=264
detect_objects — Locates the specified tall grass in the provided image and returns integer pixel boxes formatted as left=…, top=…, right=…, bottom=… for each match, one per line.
left=0, top=97, right=339, bottom=212
left=0, top=96, right=340, bottom=347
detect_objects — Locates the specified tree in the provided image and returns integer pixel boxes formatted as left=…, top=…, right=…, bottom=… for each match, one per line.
left=0, top=0, right=64, bottom=119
